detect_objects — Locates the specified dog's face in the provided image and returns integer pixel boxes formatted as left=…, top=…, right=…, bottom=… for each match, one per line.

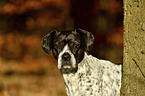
left=41, top=28, right=94, bottom=74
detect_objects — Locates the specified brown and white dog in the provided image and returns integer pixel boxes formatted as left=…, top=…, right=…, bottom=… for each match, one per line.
left=41, top=28, right=122, bottom=96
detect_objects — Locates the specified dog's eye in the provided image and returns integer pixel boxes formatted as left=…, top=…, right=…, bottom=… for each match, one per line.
left=73, top=44, right=79, bottom=49
left=54, top=41, right=64, bottom=49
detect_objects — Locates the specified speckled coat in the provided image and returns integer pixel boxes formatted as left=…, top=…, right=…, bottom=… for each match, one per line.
left=63, top=52, right=122, bottom=96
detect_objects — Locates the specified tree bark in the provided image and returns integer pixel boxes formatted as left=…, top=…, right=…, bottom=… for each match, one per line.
left=121, top=0, right=145, bottom=95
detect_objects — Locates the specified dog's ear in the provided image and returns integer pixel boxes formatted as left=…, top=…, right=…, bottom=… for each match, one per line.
left=41, top=31, right=57, bottom=54
left=75, top=28, right=95, bottom=50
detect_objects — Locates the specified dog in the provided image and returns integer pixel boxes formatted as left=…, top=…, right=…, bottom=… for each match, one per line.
left=41, top=28, right=122, bottom=96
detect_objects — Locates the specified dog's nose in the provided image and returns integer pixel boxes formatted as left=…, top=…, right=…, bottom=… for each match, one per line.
left=62, top=53, right=71, bottom=61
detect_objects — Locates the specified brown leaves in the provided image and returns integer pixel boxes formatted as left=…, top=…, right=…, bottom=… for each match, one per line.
left=1, top=0, right=69, bottom=15
left=0, top=32, right=23, bottom=59
left=1, top=0, right=70, bottom=30
left=107, top=27, right=123, bottom=47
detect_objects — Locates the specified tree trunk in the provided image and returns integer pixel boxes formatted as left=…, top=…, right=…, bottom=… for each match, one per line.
left=121, top=0, right=145, bottom=95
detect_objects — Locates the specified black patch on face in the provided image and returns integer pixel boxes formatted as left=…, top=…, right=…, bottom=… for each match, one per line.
left=51, top=31, right=85, bottom=74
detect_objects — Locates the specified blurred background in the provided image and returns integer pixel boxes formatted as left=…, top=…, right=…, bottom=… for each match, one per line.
left=0, top=0, right=123, bottom=96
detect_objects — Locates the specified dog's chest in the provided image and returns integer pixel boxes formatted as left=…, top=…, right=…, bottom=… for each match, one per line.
left=62, top=53, right=122, bottom=96
left=63, top=62, right=96, bottom=96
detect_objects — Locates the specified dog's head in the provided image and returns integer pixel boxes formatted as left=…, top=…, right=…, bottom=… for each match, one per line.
left=41, top=28, right=94, bottom=74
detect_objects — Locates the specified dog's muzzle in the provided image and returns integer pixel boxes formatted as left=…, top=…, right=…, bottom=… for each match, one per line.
left=60, top=52, right=77, bottom=74
left=62, top=53, right=72, bottom=68
left=58, top=45, right=77, bottom=74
